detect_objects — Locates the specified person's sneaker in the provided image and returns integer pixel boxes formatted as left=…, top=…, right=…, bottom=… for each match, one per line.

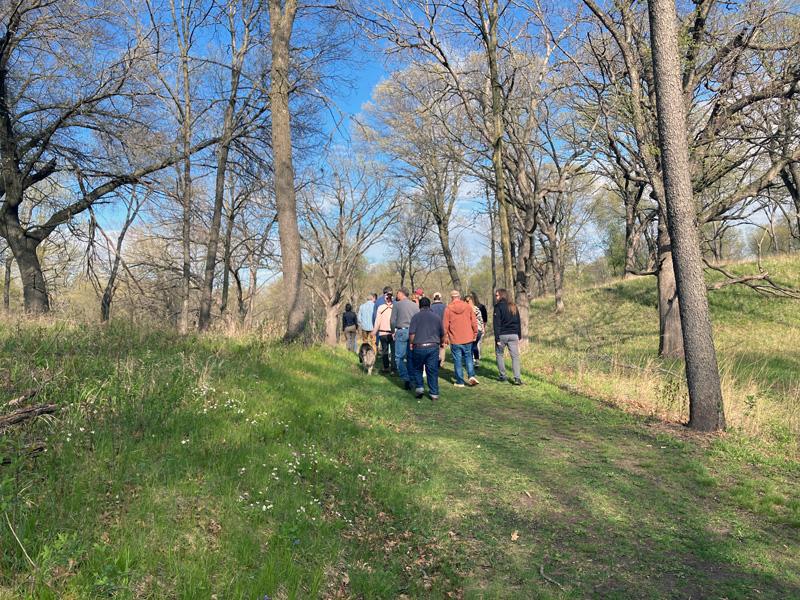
left=468, top=376, right=479, bottom=386
left=453, top=382, right=465, bottom=388
left=415, top=388, right=424, bottom=399
left=430, top=394, right=439, bottom=402
left=513, top=378, right=523, bottom=386
left=497, top=376, right=507, bottom=382
left=404, top=380, right=411, bottom=390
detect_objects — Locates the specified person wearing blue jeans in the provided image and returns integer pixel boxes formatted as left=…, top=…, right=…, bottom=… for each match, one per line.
left=450, top=343, right=476, bottom=385
left=409, top=297, right=444, bottom=400
left=394, top=327, right=410, bottom=382
left=443, top=290, right=480, bottom=387
left=390, top=288, right=419, bottom=389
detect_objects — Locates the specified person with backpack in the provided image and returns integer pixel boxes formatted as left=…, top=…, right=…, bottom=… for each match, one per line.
left=493, top=288, right=522, bottom=385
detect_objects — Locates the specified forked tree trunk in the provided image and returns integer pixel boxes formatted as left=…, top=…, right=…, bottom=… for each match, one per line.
left=649, top=0, right=725, bottom=431
left=269, top=0, right=306, bottom=341
left=657, top=219, right=684, bottom=358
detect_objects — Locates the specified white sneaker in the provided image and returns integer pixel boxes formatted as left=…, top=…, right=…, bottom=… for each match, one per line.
left=453, top=382, right=465, bottom=388
left=468, top=376, right=479, bottom=386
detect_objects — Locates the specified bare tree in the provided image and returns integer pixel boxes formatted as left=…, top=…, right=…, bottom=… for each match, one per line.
left=648, top=0, right=724, bottom=431
left=362, top=66, right=465, bottom=289
left=198, top=0, right=267, bottom=330
left=302, top=156, right=398, bottom=345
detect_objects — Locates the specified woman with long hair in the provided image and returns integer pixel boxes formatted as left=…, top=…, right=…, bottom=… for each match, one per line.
left=493, top=289, right=522, bottom=385
left=466, top=294, right=484, bottom=366
left=342, top=303, right=358, bottom=353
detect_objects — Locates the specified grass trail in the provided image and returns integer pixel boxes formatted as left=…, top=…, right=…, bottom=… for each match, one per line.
left=1, top=322, right=798, bottom=598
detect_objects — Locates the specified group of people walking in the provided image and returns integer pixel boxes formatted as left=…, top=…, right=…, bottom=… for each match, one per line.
left=343, top=286, right=523, bottom=401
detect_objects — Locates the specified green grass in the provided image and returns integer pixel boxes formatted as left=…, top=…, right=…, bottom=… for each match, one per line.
left=1, top=319, right=799, bottom=598
left=528, top=254, right=800, bottom=453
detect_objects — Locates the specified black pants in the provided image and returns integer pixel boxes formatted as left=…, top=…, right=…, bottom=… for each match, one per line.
left=378, top=334, right=395, bottom=371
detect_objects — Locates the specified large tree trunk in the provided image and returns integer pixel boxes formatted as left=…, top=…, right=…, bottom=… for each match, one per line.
left=435, top=217, right=462, bottom=290
left=3, top=253, right=12, bottom=310
left=483, top=0, right=513, bottom=290
left=649, top=0, right=724, bottom=432
left=13, top=240, right=48, bottom=314
left=657, top=219, right=684, bottom=358
left=324, top=303, right=340, bottom=347
left=269, top=0, right=305, bottom=342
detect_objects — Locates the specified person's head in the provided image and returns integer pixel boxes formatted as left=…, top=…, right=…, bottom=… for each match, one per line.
left=397, top=287, right=409, bottom=300
left=382, top=285, right=393, bottom=296
left=419, top=296, right=431, bottom=309
left=414, top=288, right=424, bottom=298
left=370, top=293, right=378, bottom=301
left=450, top=290, right=461, bottom=302
left=345, top=303, right=352, bottom=313
left=432, top=292, right=442, bottom=303
left=469, top=291, right=481, bottom=306
left=495, top=288, right=518, bottom=314
left=466, top=295, right=475, bottom=306
left=385, top=292, right=393, bottom=304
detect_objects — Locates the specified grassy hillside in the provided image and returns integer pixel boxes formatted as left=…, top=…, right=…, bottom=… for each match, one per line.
left=528, top=254, right=800, bottom=454
left=1, top=320, right=798, bottom=598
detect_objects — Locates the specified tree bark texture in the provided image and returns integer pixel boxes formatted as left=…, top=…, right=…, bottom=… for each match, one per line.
left=3, top=253, right=10, bottom=310
left=483, top=0, right=514, bottom=289
left=648, top=0, right=725, bottom=431
left=324, top=304, right=340, bottom=347
left=657, top=218, right=684, bottom=358
left=269, top=0, right=306, bottom=341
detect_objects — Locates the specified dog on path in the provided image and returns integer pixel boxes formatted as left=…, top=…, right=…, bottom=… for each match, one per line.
left=358, top=342, right=376, bottom=375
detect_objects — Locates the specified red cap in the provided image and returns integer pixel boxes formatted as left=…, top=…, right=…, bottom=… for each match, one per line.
left=414, top=288, right=424, bottom=296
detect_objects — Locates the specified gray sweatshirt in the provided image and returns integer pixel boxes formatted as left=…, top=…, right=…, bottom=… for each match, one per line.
left=390, top=298, right=419, bottom=330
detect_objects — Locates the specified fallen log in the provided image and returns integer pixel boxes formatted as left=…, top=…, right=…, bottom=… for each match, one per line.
left=0, top=403, right=58, bottom=432
left=1, top=442, right=46, bottom=465
left=3, top=388, right=39, bottom=409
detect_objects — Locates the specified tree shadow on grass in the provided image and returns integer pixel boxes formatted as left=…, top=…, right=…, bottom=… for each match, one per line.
left=406, top=382, right=800, bottom=598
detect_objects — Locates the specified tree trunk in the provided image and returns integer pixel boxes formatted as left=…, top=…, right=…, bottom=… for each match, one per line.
left=244, top=257, right=258, bottom=329
left=649, top=0, right=725, bottom=431
left=220, top=196, right=236, bottom=314
left=3, top=253, right=11, bottom=310
left=657, top=219, right=684, bottom=358
left=269, top=0, right=305, bottom=342
left=324, top=303, right=340, bottom=347
left=483, top=0, right=513, bottom=290
left=488, top=184, right=497, bottom=295
left=13, top=241, right=49, bottom=314
left=545, top=229, right=565, bottom=314
left=435, top=218, right=462, bottom=290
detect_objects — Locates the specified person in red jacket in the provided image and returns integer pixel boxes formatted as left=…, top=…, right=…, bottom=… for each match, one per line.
left=443, top=290, right=479, bottom=387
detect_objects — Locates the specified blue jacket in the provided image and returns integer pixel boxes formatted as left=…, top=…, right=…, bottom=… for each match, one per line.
left=357, top=300, right=375, bottom=331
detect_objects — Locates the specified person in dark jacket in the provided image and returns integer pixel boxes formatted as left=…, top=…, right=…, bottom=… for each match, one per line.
left=409, top=297, right=444, bottom=401
left=430, top=292, right=446, bottom=366
left=493, top=288, right=522, bottom=385
left=469, top=291, right=487, bottom=362
left=342, top=303, right=358, bottom=353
